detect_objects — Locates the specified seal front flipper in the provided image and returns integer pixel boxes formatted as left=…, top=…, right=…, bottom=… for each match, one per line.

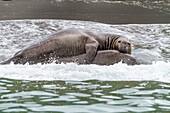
left=85, top=38, right=99, bottom=64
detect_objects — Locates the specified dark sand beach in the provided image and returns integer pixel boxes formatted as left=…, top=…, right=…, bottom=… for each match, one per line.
left=0, top=0, right=170, bottom=24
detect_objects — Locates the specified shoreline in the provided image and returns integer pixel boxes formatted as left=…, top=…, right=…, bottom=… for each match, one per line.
left=0, top=0, right=170, bottom=24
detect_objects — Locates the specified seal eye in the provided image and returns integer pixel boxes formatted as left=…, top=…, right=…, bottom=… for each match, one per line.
left=127, top=43, right=131, bottom=46
left=118, top=41, right=121, bottom=43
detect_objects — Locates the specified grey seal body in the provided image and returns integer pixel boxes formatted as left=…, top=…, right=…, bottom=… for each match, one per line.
left=56, top=50, right=137, bottom=65
left=1, top=29, right=132, bottom=65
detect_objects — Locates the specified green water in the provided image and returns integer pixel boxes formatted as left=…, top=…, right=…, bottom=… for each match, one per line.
left=0, top=78, right=170, bottom=112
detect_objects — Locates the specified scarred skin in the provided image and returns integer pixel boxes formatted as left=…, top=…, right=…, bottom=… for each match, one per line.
left=0, top=29, right=132, bottom=65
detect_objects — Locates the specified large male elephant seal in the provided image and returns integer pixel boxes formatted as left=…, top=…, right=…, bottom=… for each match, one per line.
left=0, top=29, right=132, bottom=65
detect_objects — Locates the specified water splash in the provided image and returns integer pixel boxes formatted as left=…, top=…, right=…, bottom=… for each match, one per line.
left=0, top=61, right=169, bottom=83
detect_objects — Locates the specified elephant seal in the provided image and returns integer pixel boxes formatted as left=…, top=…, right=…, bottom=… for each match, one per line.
left=55, top=50, right=137, bottom=65
left=0, top=29, right=131, bottom=65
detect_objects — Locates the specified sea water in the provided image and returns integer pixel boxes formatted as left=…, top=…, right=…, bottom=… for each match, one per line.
left=0, top=20, right=170, bottom=112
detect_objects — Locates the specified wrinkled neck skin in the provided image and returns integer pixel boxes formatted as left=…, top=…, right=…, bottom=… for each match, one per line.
left=103, top=34, right=120, bottom=50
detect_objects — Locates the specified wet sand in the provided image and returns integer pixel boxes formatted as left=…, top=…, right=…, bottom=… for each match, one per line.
left=0, top=0, right=170, bottom=24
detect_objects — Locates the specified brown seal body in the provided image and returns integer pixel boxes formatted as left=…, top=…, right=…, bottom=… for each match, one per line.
left=56, top=50, right=137, bottom=65
left=1, top=29, right=131, bottom=65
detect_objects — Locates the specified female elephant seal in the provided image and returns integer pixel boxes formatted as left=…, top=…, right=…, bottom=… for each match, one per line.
left=55, top=50, right=137, bottom=65
left=1, top=29, right=131, bottom=65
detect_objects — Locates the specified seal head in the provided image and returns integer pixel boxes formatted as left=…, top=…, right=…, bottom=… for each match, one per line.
left=113, top=36, right=131, bottom=54
left=104, top=34, right=132, bottom=55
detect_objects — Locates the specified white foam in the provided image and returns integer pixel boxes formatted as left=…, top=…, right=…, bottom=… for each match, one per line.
left=0, top=61, right=169, bottom=83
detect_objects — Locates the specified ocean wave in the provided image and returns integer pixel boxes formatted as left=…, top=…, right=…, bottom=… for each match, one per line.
left=0, top=61, right=169, bottom=83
